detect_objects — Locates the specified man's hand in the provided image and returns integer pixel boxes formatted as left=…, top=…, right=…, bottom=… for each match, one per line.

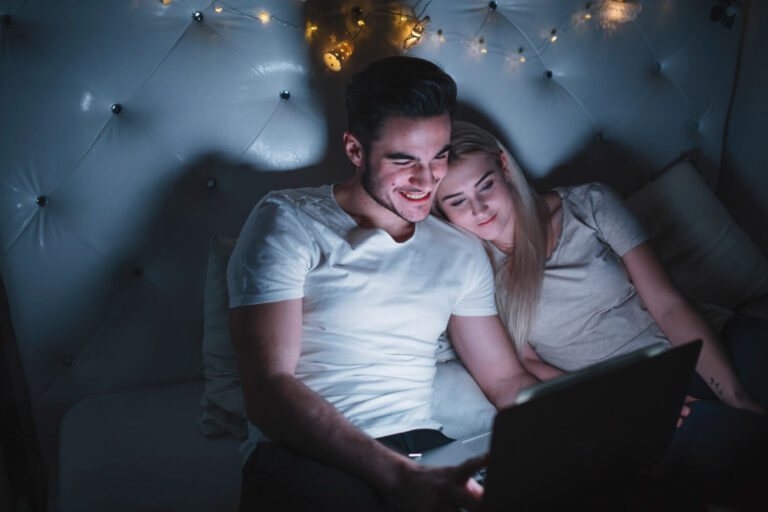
left=393, top=454, right=488, bottom=512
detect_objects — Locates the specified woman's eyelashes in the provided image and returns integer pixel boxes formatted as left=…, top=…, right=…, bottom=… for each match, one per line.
left=446, top=181, right=494, bottom=208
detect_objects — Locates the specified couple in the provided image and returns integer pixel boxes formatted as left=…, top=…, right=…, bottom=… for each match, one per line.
left=227, top=56, right=767, bottom=511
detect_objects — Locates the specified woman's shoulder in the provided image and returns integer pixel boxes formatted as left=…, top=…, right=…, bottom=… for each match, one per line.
left=554, top=182, right=623, bottom=214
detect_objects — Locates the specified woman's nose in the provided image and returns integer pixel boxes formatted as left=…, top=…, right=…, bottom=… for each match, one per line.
left=470, top=199, right=487, bottom=216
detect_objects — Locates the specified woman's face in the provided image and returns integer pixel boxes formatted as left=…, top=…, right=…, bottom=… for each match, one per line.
left=436, top=152, right=515, bottom=243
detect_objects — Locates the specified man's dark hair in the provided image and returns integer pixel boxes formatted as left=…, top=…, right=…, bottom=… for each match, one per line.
left=345, top=56, right=457, bottom=153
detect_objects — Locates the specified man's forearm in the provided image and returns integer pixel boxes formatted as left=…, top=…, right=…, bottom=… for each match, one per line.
left=247, top=372, right=416, bottom=494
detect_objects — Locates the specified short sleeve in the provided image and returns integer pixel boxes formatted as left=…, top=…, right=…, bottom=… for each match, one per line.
left=226, top=193, right=316, bottom=308
left=583, top=183, right=648, bottom=256
left=452, top=237, right=498, bottom=317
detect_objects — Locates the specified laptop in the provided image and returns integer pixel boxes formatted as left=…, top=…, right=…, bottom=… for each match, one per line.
left=418, top=340, right=702, bottom=510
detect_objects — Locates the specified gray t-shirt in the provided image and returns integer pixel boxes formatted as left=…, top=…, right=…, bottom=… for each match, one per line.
left=489, top=183, right=670, bottom=371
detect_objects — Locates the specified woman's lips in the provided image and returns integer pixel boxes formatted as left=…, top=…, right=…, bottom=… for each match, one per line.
left=478, top=214, right=496, bottom=227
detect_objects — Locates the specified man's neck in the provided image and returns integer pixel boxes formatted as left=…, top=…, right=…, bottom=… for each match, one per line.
left=334, top=176, right=416, bottom=243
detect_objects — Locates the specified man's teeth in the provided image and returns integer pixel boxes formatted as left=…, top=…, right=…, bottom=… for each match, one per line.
left=403, top=191, right=429, bottom=200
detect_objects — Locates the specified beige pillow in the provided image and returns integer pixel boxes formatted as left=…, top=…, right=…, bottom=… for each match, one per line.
left=626, top=161, right=768, bottom=324
left=197, top=235, right=247, bottom=439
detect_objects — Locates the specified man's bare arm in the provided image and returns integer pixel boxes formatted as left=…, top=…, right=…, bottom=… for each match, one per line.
left=230, top=300, right=487, bottom=510
left=448, top=314, right=539, bottom=410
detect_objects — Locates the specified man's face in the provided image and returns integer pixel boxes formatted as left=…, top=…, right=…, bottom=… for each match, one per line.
left=361, top=114, right=451, bottom=223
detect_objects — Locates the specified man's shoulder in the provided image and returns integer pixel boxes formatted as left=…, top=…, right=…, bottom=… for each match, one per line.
left=422, top=215, right=484, bottom=244
left=420, top=215, right=488, bottom=259
left=260, top=184, right=333, bottom=207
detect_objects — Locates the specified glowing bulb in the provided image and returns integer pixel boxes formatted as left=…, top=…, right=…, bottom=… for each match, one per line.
left=215, top=7, right=222, bottom=13
left=401, top=16, right=406, bottom=21
left=403, top=16, right=430, bottom=50
left=259, top=12, right=270, bottom=23
left=520, top=56, right=526, bottom=62
left=324, top=40, right=354, bottom=71
left=585, top=13, right=592, bottom=19
left=357, top=19, right=365, bottom=26
left=439, top=36, right=445, bottom=42
left=480, top=48, right=488, bottom=54
left=599, top=0, right=642, bottom=26
left=551, top=35, right=558, bottom=42
left=310, top=25, right=318, bottom=31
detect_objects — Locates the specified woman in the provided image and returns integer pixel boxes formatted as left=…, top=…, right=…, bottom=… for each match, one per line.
left=435, top=120, right=767, bottom=505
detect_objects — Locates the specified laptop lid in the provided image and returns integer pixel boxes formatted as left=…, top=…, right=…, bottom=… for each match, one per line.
left=483, top=340, right=702, bottom=511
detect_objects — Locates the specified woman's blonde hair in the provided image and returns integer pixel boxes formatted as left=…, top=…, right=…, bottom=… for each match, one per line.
left=447, top=121, right=549, bottom=353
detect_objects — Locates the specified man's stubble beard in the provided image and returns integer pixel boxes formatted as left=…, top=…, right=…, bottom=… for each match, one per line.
left=360, top=153, right=414, bottom=224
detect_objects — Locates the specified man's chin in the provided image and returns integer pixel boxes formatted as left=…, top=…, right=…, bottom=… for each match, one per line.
left=398, top=205, right=433, bottom=223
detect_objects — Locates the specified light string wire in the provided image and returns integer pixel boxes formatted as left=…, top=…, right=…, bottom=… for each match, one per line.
left=206, top=1, right=631, bottom=69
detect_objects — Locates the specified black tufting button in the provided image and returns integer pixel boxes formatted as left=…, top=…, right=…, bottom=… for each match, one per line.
left=111, top=103, right=123, bottom=115
left=0, top=14, right=11, bottom=26
left=488, top=1, right=498, bottom=10
left=595, top=132, right=603, bottom=142
left=192, top=11, right=204, bottom=22
left=280, top=90, right=290, bottom=101
left=132, top=266, right=143, bottom=277
left=36, top=196, right=47, bottom=206
left=545, top=70, right=553, bottom=80
left=63, top=356, right=74, bottom=367
left=653, top=62, right=662, bottom=72
left=205, top=177, right=217, bottom=189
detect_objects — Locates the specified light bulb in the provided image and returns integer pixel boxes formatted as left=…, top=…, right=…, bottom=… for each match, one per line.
left=324, top=40, right=354, bottom=71
left=259, top=12, right=270, bottom=23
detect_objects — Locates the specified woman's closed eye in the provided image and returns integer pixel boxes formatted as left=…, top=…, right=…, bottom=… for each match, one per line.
left=479, top=180, right=494, bottom=192
left=449, top=197, right=466, bottom=207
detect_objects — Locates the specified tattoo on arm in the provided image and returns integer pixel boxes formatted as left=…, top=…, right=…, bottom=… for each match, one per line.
left=709, top=377, right=726, bottom=401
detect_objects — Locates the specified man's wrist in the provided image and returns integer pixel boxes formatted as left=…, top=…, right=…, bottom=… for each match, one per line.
left=374, top=450, right=419, bottom=496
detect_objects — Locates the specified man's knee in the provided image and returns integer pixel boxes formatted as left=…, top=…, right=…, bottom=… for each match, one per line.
left=240, top=442, right=392, bottom=512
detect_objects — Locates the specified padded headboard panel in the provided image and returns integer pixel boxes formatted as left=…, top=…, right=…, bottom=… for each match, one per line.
left=0, top=0, right=744, bottom=501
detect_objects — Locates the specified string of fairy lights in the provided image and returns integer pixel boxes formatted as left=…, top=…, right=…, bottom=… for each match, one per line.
left=199, top=0, right=642, bottom=72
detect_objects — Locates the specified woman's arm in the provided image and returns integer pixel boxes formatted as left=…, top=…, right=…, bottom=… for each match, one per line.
left=520, top=342, right=565, bottom=381
left=621, top=242, right=764, bottom=413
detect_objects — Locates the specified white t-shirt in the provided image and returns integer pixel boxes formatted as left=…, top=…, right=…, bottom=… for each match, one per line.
left=228, top=185, right=497, bottom=460
left=489, top=183, right=670, bottom=371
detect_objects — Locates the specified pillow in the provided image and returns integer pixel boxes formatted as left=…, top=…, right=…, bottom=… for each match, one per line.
left=432, top=360, right=496, bottom=439
left=625, top=161, right=768, bottom=327
left=197, top=235, right=248, bottom=439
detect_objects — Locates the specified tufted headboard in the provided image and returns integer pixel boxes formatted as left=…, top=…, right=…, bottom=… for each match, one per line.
left=0, top=0, right=746, bottom=506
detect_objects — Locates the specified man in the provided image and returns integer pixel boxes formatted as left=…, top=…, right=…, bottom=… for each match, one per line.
left=228, top=56, right=538, bottom=511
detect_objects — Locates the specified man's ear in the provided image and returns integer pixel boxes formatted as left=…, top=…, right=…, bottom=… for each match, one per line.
left=343, top=132, right=365, bottom=169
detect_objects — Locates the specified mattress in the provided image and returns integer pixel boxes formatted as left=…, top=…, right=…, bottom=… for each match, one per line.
left=58, top=380, right=241, bottom=512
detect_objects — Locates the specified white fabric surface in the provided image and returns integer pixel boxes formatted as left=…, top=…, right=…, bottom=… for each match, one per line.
left=198, top=235, right=247, bottom=439
left=626, top=161, right=768, bottom=324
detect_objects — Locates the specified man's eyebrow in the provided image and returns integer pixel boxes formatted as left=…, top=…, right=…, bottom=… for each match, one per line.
left=475, top=170, right=494, bottom=187
left=385, top=152, right=417, bottom=160
left=384, top=145, right=452, bottom=161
